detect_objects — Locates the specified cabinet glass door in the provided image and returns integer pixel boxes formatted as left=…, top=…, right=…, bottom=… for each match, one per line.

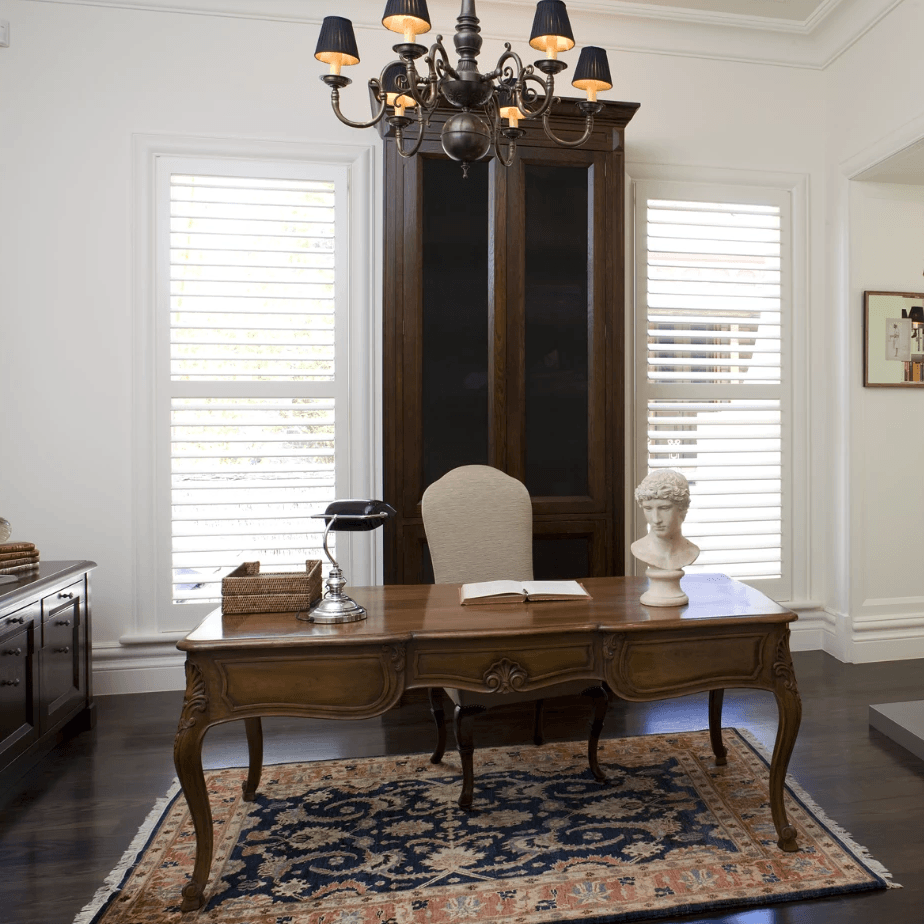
left=523, top=163, right=590, bottom=498
left=421, top=157, right=490, bottom=487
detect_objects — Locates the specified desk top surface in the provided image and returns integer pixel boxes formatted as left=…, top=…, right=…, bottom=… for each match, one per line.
left=180, top=573, right=794, bottom=652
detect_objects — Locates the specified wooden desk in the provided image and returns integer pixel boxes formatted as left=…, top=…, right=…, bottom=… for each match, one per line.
left=174, top=573, right=801, bottom=913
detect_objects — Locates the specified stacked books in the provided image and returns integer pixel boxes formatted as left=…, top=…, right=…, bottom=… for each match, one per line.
left=0, top=542, right=40, bottom=578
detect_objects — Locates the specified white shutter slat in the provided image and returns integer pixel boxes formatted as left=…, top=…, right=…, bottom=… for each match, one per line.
left=642, top=194, right=785, bottom=584
left=168, top=170, right=339, bottom=604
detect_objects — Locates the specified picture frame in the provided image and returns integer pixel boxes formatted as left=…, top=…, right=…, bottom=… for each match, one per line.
left=864, top=290, right=924, bottom=387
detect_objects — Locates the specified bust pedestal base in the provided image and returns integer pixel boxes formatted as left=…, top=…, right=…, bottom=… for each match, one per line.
left=640, top=568, right=688, bottom=607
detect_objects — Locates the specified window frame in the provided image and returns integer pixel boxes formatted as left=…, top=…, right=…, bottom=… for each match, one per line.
left=130, top=135, right=379, bottom=640
left=631, top=176, right=802, bottom=602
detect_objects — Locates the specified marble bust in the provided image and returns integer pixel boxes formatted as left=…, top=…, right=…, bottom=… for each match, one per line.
left=631, top=470, right=700, bottom=606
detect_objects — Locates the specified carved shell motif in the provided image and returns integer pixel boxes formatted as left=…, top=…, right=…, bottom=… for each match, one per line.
left=772, top=630, right=799, bottom=694
left=173, top=661, right=208, bottom=755
left=483, top=658, right=528, bottom=694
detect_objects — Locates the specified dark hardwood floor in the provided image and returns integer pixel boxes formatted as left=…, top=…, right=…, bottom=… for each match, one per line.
left=1, top=650, right=922, bottom=924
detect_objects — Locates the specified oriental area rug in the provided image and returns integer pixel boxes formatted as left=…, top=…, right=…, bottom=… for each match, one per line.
left=76, top=729, right=896, bottom=924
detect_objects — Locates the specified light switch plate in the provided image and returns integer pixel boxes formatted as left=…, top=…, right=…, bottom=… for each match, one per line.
left=0, top=21, right=9, bottom=48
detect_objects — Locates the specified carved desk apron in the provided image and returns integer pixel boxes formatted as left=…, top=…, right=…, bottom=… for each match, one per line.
left=174, top=573, right=800, bottom=913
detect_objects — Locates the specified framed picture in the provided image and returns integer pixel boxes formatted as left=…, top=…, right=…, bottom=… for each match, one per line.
left=864, top=290, right=924, bottom=387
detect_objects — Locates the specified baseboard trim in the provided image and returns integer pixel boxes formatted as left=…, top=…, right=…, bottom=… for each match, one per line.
left=93, top=645, right=186, bottom=694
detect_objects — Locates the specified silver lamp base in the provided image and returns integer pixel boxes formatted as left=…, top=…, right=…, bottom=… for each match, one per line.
left=300, top=594, right=367, bottom=624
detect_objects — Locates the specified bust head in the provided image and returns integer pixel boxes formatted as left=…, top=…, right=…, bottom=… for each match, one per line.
left=634, top=469, right=691, bottom=531
left=631, top=469, right=699, bottom=573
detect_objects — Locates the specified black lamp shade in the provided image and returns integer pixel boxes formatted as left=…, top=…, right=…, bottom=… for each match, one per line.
left=382, top=0, right=431, bottom=38
left=382, top=62, right=416, bottom=108
left=908, top=305, right=924, bottom=324
left=496, top=85, right=519, bottom=121
left=529, top=0, right=575, bottom=54
left=572, top=46, right=612, bottom=92
left=315, top=16, right=360, bottom=67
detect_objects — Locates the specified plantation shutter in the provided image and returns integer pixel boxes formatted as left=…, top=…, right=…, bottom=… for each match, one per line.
left=635, top=184, right=790, bottom=591
left=161, top=167, right=346, bottom=612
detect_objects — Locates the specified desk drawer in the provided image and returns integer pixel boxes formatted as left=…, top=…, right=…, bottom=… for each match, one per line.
left=605, top=628, right=770, bottom=700
left=213, top=645, right=406, bottom=719
left=410, top=636, right=599, bottom=692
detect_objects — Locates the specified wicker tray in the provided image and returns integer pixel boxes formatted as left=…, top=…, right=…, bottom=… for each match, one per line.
left=221, top=560, right=323, bottom=615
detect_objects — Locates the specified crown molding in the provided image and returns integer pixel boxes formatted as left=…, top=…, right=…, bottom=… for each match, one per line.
left=22, top=0, right=908, bottom=69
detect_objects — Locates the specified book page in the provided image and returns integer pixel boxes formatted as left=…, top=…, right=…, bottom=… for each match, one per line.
left=459, top=580, right=526, bottom=603
left=521, top=580, right=590, bottom=599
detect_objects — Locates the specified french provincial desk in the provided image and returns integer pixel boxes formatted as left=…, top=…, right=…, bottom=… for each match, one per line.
left=173, top=573, right=801, bottom=913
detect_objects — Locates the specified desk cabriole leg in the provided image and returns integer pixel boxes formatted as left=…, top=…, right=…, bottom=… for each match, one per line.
left=242, top=717, right=263, bottom=801
left=173, top=660, right=213, bottom=913
left=708, top=689, right=728, bottom=766
left=454, top=704, right=486, bottom=809
left=585, top=686, right=608, bottom=782
left=770, top=628, right=802, bottom=852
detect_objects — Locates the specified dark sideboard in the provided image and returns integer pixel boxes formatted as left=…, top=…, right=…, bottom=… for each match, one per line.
left=0, top=560, right=96, bottom=791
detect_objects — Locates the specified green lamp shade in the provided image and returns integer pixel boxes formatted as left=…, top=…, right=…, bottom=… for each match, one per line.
left=382, top=0, right=431, bottom=39
left=315, top=16, right=360, bottom=67
left=572, top=46, right=612, bottom=93
left=529, top=0, right=575, bottom=55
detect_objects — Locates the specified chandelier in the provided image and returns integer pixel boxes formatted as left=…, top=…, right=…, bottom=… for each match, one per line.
left=314, top=0, right=614, bottom=174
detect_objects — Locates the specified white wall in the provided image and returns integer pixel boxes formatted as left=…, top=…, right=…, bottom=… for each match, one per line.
left=0, top=0, right=833, bottom=690
left=821, top=0, right=924, bottom=661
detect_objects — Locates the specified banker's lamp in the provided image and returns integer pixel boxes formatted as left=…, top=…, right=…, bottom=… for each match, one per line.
left=301, top=499, right=396, bottom=624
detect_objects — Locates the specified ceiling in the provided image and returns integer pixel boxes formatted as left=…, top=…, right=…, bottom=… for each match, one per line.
left=30, top=0, right=901, bottom=68
left=601, top=0, right=838, bottom=26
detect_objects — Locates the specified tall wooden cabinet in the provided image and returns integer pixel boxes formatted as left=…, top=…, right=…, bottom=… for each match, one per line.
left=381, top=98, right=639, bottom=584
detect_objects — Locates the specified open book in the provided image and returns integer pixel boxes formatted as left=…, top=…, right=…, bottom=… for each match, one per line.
left=459, top=579, right=591, bottom=605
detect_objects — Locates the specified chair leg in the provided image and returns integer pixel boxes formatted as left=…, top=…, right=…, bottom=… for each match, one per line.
left=585, top=686, right=609, bottom=783
left=454, top=704, right=485, bottom=809
left=708, top=688, right=728, bottom=766
left=533, top=699, right=545, bottom=745
left=428, top=687, right=447, bottom=765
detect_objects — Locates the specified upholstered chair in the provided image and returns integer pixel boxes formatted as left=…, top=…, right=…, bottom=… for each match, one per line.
left=421, top=464, right=608, bottom=808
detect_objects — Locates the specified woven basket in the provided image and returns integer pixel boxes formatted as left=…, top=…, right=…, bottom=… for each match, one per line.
left=221, top=560, right=323, bottom=615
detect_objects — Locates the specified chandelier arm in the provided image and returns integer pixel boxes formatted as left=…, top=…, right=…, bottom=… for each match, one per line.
left=493, top=134, right=518, bottom=167
left=541, top=110, right=596, bottom=147
left=329, top=83, right=388, bottom=130
left=393, top=110, right=428, bottom=159
left=515, top=72, right=556, bottom=121
left=395, top=57, right=440, bottom=113
left=430, top=35, right=459, bottom=82
left=483, top=44, right=525, bottom=83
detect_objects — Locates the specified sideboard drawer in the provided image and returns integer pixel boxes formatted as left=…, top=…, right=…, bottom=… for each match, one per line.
left=40, top=581, right=87, bottom=730
left=0, top=605, right=40, bottom=771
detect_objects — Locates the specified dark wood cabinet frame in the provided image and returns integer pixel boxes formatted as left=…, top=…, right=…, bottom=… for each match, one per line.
left=380, top=98, right=639, bottom=584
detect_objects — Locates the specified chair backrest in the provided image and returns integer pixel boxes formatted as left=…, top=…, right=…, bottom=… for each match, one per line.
left=422, top=465, right=533, bottom=584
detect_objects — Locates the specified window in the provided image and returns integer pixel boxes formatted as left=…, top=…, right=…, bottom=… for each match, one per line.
left=151, top=156, right=360, bottom=631
left=634, top=182, right=790, bottom=596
